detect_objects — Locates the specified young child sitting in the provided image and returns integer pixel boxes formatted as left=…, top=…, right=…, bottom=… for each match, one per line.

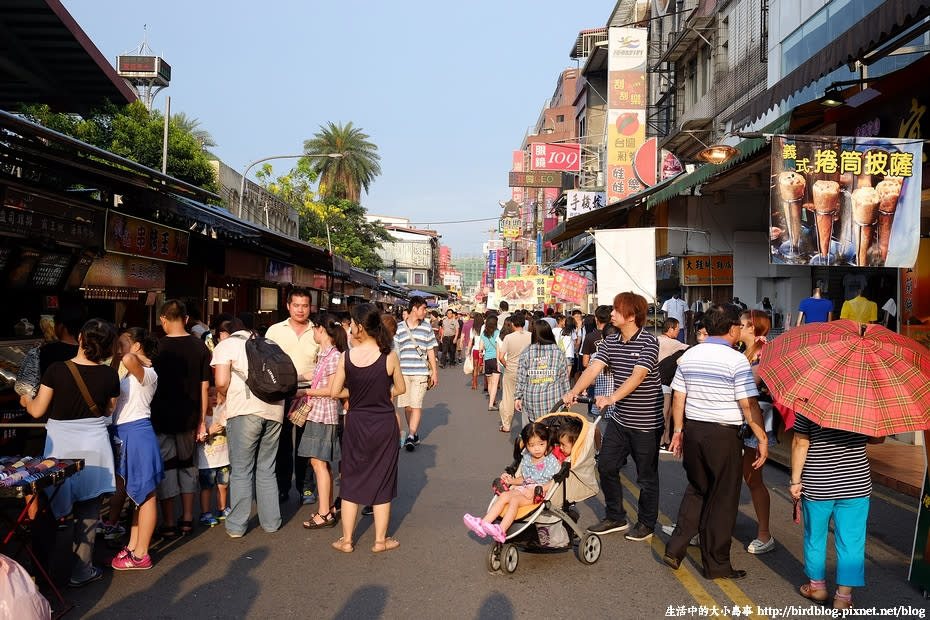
left=463, top=422, right=561, bottom=543
left=196, top=387, right=230, bottom=527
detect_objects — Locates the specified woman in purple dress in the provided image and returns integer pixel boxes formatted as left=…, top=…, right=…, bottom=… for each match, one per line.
left=329, top=304, right=406, bottom=553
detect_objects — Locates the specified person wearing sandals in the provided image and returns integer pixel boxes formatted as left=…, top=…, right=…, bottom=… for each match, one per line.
left=20, top=318, right=121, bottom=587
left=790, top=413, right=884, bottom=610
left=299, top=313, right=347, bottom=530
left=328, top=304, right=406, bottom=553
left=211, top=317, right=284, bottom=537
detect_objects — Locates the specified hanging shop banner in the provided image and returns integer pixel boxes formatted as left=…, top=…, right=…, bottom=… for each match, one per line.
left=486, top=250, right=497, bottom=288
left=901, top=238, right=930, bottom=351
left=607, top=26, right=648, bottom=205
left=512, top=150, right=525, bottom=206
left=506, top=264, right=539, bottom=277
left=566, top=191, right=607, bottom=220
left=594, top=228, right=656, bottom=304
left=680, top=255, right=733, bottom=286
left=84, top=254, right=166, bottom=290
left=769, top=135, right=922, bottom=268
left=495, top=248, right=508, bottom=280
left=499, top=200, right=522, bottom=238
left=529, top=143, right=582, bottom=172
left=543, top=188, right=559, bottom=249
left=550, top=269, right=588, bottom=305
left=494, top=276, right=555, bottom=305
left=105, top=211, right=189, bottom=264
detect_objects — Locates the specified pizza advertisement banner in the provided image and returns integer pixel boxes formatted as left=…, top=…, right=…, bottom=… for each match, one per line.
left=494, top=276, right=555, bottom=305
left=769, top=134, right=922, bottom=268
left=550, top=269, right=588, bottom=304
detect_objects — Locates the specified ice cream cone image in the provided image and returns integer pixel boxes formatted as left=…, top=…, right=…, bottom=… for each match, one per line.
left=875, top=179, right=901, bottom=264
left=812, top=180, right=840, bottom=261
left=851, top=186, right=880, bottom=266
left=777, top=171, right=806, bottom=252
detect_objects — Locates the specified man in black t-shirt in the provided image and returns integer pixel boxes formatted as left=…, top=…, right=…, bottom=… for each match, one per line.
left=150, top=300, right=211, bottom=536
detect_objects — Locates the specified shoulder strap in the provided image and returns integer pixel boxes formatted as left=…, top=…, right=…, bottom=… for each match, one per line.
left=402, top=320, right=427, bottom=362
left=65, top=360, right=102, bottom=417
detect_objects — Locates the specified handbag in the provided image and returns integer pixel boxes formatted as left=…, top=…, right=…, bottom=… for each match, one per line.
left=463, top=355, right=474, bottom=375
left=288, top=349, right=337, bottom=428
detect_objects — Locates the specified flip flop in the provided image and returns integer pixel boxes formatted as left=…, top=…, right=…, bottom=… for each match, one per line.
left=372, top=537, right=400, bottom=553
left=498, top=426, right=510, bottom=433
left=331, top=537, right=354, bottom=553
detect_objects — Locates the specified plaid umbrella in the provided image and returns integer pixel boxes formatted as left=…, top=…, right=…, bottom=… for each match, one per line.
left=758, top=319, right=930, bottom=436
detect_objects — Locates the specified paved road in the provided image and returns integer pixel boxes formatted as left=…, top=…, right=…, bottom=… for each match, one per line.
left=46, top=364, right=928, bottom=618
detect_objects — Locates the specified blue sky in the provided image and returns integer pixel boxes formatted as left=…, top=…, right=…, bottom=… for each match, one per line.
left=63, top=1, right=611, bottom=259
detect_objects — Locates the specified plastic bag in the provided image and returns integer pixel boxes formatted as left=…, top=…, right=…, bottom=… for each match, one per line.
left=0, top=553, right=51, bottom=620
left=463, top=356, right=474, bottom=375
left=536, top=522, right=569, bottom=548
left=14, top=345, right=41, bottom=398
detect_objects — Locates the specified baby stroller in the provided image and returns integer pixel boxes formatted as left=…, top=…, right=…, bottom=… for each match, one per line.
left=485, top=400, right=602, bottom=574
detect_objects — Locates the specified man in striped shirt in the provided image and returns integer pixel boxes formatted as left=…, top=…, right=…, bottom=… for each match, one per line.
left=563, top=292, right=663, bottom=542
left=394, top=297, right=438, bottom=451
left=663, top=304, right=768, bottom=581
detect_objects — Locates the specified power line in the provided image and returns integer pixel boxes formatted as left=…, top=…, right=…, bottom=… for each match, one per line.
left=403, top=216, right=500, bottom=226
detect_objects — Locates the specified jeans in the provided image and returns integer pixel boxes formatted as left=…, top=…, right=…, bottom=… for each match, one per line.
left=597, top=419, right=661, bottom=528
left=803, top=496, right=869, bottom=586
left=441, top=335, right=456, bottom=365
left=71, top=497, right=101, bottom=581
left=226, top=415, right=282, bottom=535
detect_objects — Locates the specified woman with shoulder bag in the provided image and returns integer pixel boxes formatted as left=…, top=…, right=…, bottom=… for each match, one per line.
left=298, top=313, right=348, bottom=529
left=20, top=318, right=121, bottom=588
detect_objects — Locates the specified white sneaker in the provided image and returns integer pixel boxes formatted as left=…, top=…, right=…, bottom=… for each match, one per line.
left=661, top=524, right=699, bottom=546
left=747, top=537, right=775, bottom=554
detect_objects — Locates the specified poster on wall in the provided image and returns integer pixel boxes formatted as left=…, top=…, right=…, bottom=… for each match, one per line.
left=769, top=135, right=922, bottom=268
left=606, top=26, right=648, bottom=205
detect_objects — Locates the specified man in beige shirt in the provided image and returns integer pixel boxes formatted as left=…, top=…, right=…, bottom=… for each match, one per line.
left=497, top=311, right=532, bottom=432
left=265, top=288, right=319, bottom=505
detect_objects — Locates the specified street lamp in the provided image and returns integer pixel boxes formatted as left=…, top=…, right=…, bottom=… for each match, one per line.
left=237, top=153, right=343, bottom=218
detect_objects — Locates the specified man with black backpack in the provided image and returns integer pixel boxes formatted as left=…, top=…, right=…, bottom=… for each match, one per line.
left=265, top=288, right=319, bottom=504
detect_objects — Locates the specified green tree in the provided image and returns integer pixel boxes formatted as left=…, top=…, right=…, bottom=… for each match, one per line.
left=172, top=111, right=217, bottom=148
left=303, top=196, right=392, bottom=272
left=20, top=101, right=217, bottom=194
left=303, top=121, right=381, bottom=201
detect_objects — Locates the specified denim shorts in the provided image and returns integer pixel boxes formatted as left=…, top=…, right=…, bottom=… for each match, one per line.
left=199, top=465, right=230, bottom=489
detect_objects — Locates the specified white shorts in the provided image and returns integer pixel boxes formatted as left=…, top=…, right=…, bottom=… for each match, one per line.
left=397, top=375, right=428, bottom=409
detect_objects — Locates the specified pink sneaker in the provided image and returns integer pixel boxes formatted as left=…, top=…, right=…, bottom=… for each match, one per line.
left=483, top=522, right=507, bottom=543
left=111, top=552, right=152, bottom=570
left=463, top=514, right=487, bottom=538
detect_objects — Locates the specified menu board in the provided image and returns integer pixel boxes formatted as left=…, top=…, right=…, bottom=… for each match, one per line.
left=6, top=249, right=39, bottom=289
left=30, top=253, right=71, bottom=289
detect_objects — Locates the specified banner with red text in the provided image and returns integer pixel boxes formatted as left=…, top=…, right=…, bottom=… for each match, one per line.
left=550, top=269, right=588, bottom=304
left=769, top=135, right=922, bottom=268
left=607, top=27, right=648, bottom=205
left=530, top=143, right=581, bottom=172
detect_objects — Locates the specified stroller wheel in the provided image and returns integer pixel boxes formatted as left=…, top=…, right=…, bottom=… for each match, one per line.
left=486, top=543, right=502, bottom=573
left=577, top=533, right=602, bottom=565
left=501, top=543, right=519, bottom=574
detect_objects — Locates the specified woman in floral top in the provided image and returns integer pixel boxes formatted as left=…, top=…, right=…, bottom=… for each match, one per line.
left=514, top=320, right=570, bottom=422
left=298, top=313, right=348, bottom=529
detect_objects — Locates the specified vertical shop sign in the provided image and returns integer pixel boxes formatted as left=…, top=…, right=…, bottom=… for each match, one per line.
left=607, top=26, right=648, bottom=205
left=543, top=188, right=559, bottom=248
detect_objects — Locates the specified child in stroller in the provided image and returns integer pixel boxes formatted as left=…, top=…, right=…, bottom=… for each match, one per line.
left=463, top=419, right=581, bottom=543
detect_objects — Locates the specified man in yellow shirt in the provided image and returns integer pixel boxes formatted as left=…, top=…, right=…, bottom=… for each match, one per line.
left=265, top=288, right=319, bottom=504
left=839, top=290, right=878, bottom=324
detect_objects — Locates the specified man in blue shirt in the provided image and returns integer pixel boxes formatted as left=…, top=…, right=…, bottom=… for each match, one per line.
left=796, top=287, right=834, bottom=325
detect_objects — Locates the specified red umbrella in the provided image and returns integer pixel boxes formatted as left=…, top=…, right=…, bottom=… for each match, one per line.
left=758, top=319, right=930, bottom=436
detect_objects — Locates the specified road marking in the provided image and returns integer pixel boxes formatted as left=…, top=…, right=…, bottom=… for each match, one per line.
left=619, top=473, right=769, bottom=620
left=871, top=487, right=919, bottom=514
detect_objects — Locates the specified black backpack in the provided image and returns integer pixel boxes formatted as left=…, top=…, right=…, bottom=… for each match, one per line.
left=234, top=334, right=298, bottom=403
left=658, top=349, right=686, bottom=386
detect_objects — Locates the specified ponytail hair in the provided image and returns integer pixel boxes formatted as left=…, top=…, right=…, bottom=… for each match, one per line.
left=315, top=312, right=348, bottom=352
left=351, top=303, right=392, bottom=354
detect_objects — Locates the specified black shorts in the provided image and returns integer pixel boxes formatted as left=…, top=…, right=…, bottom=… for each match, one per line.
left=484, top=358, right=500, bottom=375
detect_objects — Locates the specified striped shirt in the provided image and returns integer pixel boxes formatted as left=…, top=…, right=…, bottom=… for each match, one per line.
left=793, top=413, right=872, bottom=501
left=592, top=328, right=663, bottom=430
left=394, top=319, right=437, bottom=375
left=670, top=338, right=758, bottom=425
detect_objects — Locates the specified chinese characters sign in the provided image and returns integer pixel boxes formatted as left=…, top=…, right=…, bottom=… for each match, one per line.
left=565, top=191, right=607, bottom=220
left=105, top=212, right=189, bottom=264
left=84, top=254, right=166, bottom=290
left=529, top=143, right=581, bottom=172
left=494, top=276, right=555, bottom=305
left=550, top=269, right=588, bottom=305
left=680, top=255, right=733, bottom=286
left=508, top=171, right=572, bottom=189
left=769, top=135, right=922, bottom=268
left=512, top=150, right=525, bottom=207
left=607, top=26, right=648, bottom=205
left=900, top=239, right=930, bottom=351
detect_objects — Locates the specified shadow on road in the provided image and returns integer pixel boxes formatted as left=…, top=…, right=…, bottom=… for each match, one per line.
left=475, top=591, right=515, bottom=620
left=332, top=584, right=388, bottom=619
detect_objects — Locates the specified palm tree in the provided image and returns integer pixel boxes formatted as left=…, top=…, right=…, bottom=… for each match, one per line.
left=172, top=111, right=217, bottom=148
left=303, top=121, right=381, bottom=201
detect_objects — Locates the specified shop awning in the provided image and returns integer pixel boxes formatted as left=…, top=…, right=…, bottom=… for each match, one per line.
left=646, top=110, right=793, bottom=207
left=733, top=0, right=930, bottom=125
left=349, top=266, right=379, bottom=290
left=546, top=174, right=683, bottom=244
left=548, top=239, right=595, bottom=271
